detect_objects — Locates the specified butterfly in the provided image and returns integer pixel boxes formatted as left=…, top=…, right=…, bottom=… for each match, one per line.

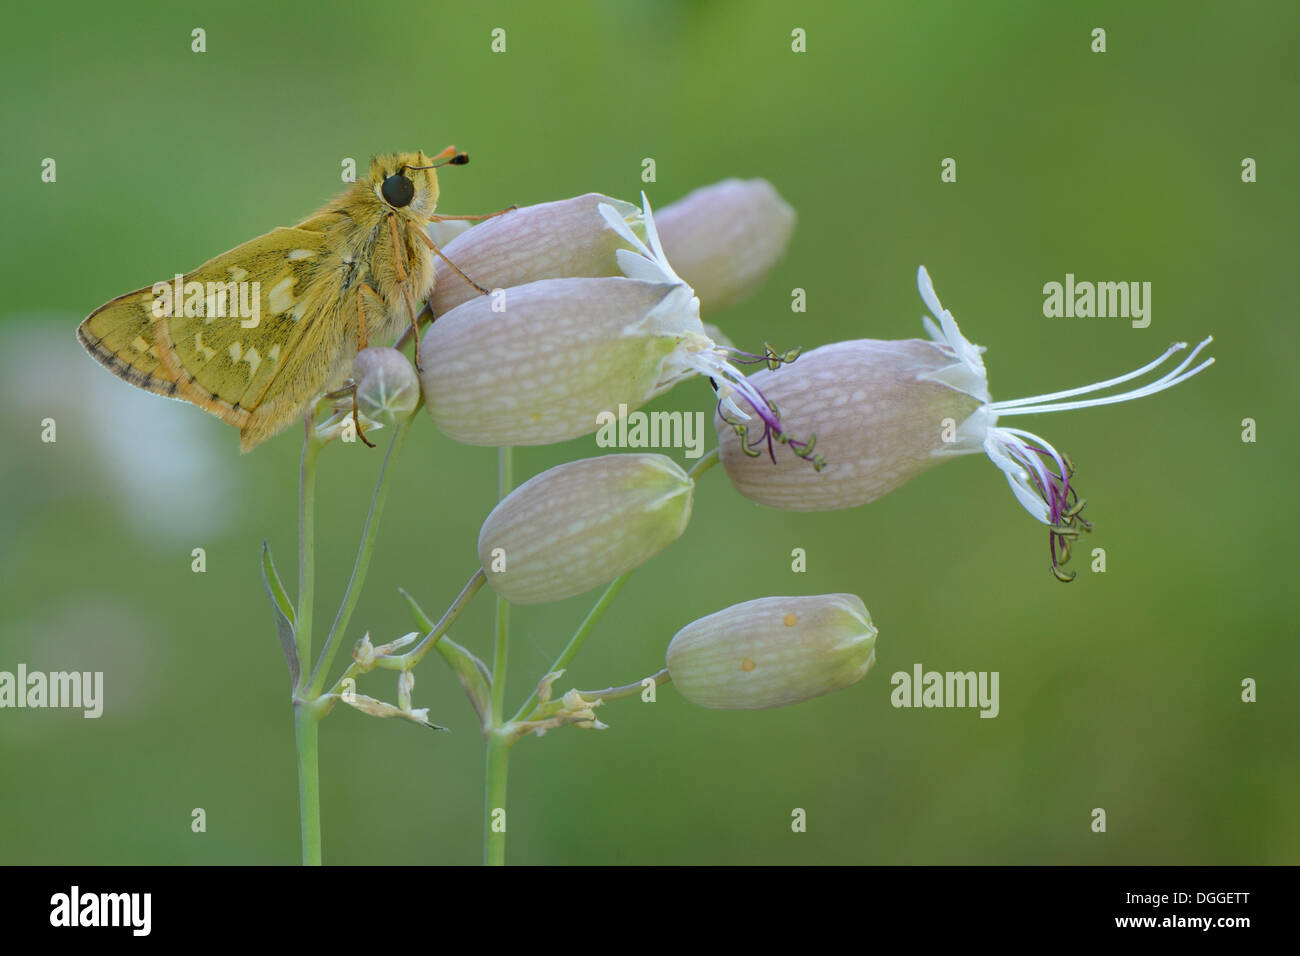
left=78, top=147, right=503, bottom=450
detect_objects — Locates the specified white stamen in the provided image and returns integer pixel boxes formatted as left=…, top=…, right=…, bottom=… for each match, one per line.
left=992, top=341, right=1188, bottom=409
left=689, top=349, right=762, bottom=421
left=992, top=337, right=1214, bottom=416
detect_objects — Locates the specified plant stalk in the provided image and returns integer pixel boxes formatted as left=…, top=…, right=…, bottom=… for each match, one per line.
left=293, top=699, right=323, bottom=865
left=308, top=417, right=413, bottom=697
left=486, top=446, right=514, bottom=865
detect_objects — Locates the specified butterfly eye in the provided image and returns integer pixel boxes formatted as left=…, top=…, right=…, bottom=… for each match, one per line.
left=381, top=173, right=415, bottom=208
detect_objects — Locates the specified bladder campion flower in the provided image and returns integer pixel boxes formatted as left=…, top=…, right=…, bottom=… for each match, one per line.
left=428, top=180, right=794, bottom=318
left=718, top=266, right=1214, bottom=580
left=420, top=194, right=818, bottom=465
left=352, top=347, right=420, bottom=425
left=666, top=594, right=877, bottom=710
left=651, top=178, right=796, bottom=313
left=478, top=454, right=694, bottom=604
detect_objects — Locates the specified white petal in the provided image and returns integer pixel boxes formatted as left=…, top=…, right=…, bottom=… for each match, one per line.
left=597, top=201, right=651, bottom=258
left=616, top=248, right=669, bottom=282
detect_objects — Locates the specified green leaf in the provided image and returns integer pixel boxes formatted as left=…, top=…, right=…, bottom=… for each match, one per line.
left=261, top=541, right=300, bottom=690
left=401, top=588, right=492, bottom=729
left=435, top=636, right=493, bottom=729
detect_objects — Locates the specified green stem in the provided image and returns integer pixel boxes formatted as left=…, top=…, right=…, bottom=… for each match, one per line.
left=490, top=594, right=510, bottom=720
left=688, top=446, right=720, bottom=480
left=392, top=570, right=487, bottom=668
left=293, top=699, right=323, bottom=865
left=511, top=570, right=632, bottom=723
left=576, top=668, right=671, bottom=702
left=307, top=417, right=413, bottom=697
left=486, top=446, right=513, bottom=866
left=297, top=422, right=324, bottom=684
left=484, top=730, right=510, bottom=866
left=294, top=416, right=324, bottom=865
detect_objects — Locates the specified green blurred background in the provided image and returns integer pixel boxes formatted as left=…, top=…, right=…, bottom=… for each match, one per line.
left=1, top=0, right=1296, bottom=865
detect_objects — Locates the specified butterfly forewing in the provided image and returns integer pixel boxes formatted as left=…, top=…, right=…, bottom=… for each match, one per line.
left=80, top=220, right=349, bottom=437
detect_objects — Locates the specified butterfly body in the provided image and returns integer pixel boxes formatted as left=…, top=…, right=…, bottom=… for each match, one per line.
left=78, top=149, right=457, bottom=450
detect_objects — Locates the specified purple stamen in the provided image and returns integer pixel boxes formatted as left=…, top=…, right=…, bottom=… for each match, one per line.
left=716, top=374, right=824, bottom=470
left=1003, top=437, right=1088, bottom=580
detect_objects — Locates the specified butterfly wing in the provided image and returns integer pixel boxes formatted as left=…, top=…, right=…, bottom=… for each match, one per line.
left=78, top=218, right=351, bottom=445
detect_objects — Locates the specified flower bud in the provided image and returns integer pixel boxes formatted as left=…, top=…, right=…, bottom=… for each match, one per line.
left=353, top=347, right=420, bottom=425
left=478, top=454, right=694, bottom=604
left=717, top=339, right=983, bottom=510
left=666, top=594, right=877, bottom=710
left=430, top=194, right=639, bottom=316
left=421, top=277, right=691, bottom=446
left=654, top=179, right=795, bottom=313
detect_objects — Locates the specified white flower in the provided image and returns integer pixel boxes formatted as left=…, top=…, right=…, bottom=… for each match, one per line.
left=597, top=194, right=748, bottom=415
left=714, top=266, right=1215, bottom=581
left=915, top=266, right=1214, bottom=579
left=600, top=194, right=818, bottom=461
left=422, top=192, right=818, bottom=463
left=427, top=179, right=796, bottom=317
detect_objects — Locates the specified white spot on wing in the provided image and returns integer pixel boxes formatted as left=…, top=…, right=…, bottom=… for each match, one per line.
left=243, top=346, right=262, bottom=378
left=288, top=248, right=316, bottom=260
left=268, top=277, right=296, bottom=315
left=228, top=341, right=243, bottom=363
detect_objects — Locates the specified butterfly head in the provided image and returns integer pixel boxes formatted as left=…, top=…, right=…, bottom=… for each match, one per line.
left=371, top=147, right=468, bottom=218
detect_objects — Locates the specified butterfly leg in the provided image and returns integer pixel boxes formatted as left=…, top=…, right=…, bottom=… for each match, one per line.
left=355, top=285, right=370, bottom=351
left=388, top=216, right=428, bottom=371
left=323, top=379, right=376, bottom=449
left=415, top=228, right=489, bottom=295
left=428, top=205, right=517, bottom=223
left=349, top=382, right=376, bottom=448
left=347, top=283, right=392, bottom=447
